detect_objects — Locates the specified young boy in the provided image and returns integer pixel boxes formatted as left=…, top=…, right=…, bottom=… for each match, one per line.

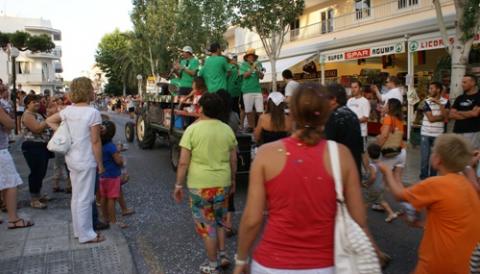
left=379, top=133, right=480, bottom=273
left=365, top=143, right=400, bottom=223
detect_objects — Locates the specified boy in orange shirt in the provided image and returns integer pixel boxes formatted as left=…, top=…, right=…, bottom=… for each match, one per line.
left=379, top=133, right=480, bottom=274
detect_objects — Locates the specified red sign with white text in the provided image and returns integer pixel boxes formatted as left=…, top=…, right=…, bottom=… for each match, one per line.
left=345, top=49, right=370, bottom=60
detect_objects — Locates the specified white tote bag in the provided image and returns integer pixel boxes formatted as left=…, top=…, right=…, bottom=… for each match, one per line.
left=327, top=141, right=382, bottom=274
left=47, top=119, right=72, bottom=155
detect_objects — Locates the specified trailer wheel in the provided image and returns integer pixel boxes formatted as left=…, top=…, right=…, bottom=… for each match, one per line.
left=125, top=122, right=135, bottom=143
left=136, top=114, right=155, bottom=149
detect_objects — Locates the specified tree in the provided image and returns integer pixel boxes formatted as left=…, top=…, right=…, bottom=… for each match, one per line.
left=0, top=31, right=55, bottom=52
left=130, top=0, right=233, bottom=79
left=231, top=0, right=305, bottom=91
left=433, top=0, right=480, bottom=101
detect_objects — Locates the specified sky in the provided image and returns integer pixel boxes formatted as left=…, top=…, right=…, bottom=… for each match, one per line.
left=0, top=0, right=133, bottom=80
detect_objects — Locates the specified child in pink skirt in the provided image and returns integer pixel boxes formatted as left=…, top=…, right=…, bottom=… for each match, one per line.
left=99, top=120, right=127, bottom=228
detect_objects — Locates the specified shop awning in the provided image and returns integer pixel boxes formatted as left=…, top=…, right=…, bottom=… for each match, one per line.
left=261, top=53, right=318, bottom=83
left=320, top=38, right=406, bottom=63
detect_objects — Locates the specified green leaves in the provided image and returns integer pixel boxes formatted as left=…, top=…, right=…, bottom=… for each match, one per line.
left=0, top=31, right=55, bottom=52
left=459, top=0, right=480, bottom=42
left=231, top=0, right=305, bottom=38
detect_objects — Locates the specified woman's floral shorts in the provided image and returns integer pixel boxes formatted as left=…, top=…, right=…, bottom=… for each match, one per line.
left=188, top=187, right=229, bottom=238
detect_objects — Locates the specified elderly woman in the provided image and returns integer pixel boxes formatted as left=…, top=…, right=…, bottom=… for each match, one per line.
left=173, top=93, right=238, bottom=274
left=0, top=84, right=34, bottom=229
left=46, top=77, right=105, bottom=244
left=21, top=94, right=51, bottom=209
left=233, top=83, right=382, bottom=274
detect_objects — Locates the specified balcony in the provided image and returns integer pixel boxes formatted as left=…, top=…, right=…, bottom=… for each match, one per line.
left=26, top=46, right=61, bottom=59
left=228, top=0, right=453, bottom=54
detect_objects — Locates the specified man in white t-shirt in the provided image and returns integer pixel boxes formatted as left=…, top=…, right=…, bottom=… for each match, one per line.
left=282, top=69, right=300, bottom=104
left=347, top=80, right=371, bottom=171
left=374, top=76, right=404, bottom=107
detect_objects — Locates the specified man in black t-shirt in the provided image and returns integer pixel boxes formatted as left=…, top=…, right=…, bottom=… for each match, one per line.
left=325, top=83, right=363, bottom=178
left=450, top=74, right=480, bottom=148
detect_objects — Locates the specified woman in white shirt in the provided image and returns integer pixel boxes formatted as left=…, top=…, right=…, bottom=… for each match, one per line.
left=47, top=77, right=105, bottom=244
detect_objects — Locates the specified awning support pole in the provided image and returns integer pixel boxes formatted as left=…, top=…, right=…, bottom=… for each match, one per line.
left=407, top=39, right=414, bottom=144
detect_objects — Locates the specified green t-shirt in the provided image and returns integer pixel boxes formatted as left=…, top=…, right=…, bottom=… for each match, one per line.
left=179, top=119, right=238, bottom=189
left=199, top=55, right=229, bottom=93
left=178, top=57, right=199, bottom=88
left=240, top=61, right=263, bottom=94
left=227, top=64, right=242, bottom=97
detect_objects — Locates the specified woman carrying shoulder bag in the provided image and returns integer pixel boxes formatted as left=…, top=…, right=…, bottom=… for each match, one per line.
left=377, top=98, right=406, bottom=184
left=233, top=83, right=384, bottom=274
left=21, top=94, right=52, bottom=209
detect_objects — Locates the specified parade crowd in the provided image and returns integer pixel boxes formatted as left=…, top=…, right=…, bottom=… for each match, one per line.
left=168, top=43, right=480, bottom=274
left=1, top=41, right=480, bottom=274
left=0, top=77, right=134, bottom=244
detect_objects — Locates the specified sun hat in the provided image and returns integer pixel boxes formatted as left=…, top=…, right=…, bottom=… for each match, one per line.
left=243, top=48, right=259, bottom=61
left=268, top=91, right=285, bottom=106
left=182, top=46, right=193, bottom=54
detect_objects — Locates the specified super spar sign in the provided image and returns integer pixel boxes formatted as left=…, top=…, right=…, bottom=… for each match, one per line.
left=322, top=42, right=404, bottom=63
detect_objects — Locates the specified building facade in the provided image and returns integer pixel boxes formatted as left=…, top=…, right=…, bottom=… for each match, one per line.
left=0, top=16, right=63, bottom=94
left=225, top=0, right=480, bottom=89
left=224, top=0, right=480, bottom=138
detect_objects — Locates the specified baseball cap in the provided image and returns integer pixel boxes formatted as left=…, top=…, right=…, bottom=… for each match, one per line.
left=268, top=91, right=285, bottom=106
left=182, top=46, right=193, bottom=54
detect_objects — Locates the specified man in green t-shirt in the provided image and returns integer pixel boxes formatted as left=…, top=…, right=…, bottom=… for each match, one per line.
left=227, top=54, right=242, bottom=115
left=173, top=93, right=237, bottom=273
left=199, top=42, right=229, bottom=93
left=240, top=48, right=264, bottom=132
left=174, top=46, right=199, bottom=95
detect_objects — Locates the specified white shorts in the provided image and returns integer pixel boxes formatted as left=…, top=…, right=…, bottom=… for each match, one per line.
left=251, top=260, right=334, bottom=274
left=380, top=148, right=407, bottom=169
left=243, top=93, right=264, bottom=113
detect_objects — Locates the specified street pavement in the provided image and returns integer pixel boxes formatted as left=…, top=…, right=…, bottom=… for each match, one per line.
left=0, top=138, right=136, bottom=274
left=107, top=112, right=424, bottom=274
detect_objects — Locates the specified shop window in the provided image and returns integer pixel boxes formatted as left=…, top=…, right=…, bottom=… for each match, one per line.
left=355, top=0, right=371, bottom=20
left=398, top=0, right=419, bottom=9
left=290, top=18, right=300, bottom=40
left=321, top=9, right=334, bottom=34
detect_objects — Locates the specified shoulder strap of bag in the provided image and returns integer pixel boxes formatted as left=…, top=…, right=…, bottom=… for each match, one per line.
left=327, top=141, right=344, bottom=202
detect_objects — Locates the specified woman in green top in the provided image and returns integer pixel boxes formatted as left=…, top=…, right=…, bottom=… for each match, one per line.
left=173, top=93, right=238, bottom=274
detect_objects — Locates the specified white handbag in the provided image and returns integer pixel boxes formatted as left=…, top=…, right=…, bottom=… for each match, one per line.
left=327, top=141, right=382, bottom=274
left=47, top=119, right=72, bottom=154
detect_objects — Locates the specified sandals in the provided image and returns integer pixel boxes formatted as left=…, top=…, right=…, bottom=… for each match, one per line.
left=52, top=187, right=65, bottom=193
left=8, top=218, right=34, bottom=229
left=39, top=195, right=52, bottom=203
left=224, top=227, right=237, bottom=238
left=385, top=212, right=400, bottom=223
left=30, top=200, right=47, bottom=209
left=83, top=234, right=106, bottom=244
left=219, top=254, right=231, bottom=268
left=121, top=208, right=135, bottom=216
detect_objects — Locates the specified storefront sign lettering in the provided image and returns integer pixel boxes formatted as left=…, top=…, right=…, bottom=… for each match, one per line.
left=409, top=33, right=480, bottom=52
left=322, top=42, right=404, bottom=63
left=345, top=49, right=370, bottom=60
left=326, top=53, right=344, bottom=62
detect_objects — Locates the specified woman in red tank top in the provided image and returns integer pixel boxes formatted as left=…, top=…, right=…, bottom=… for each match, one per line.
left=233, top=83, right=378, bottom=274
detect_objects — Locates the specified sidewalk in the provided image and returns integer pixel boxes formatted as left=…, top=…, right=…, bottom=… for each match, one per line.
left=0, top=145, right=137, bottom=274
